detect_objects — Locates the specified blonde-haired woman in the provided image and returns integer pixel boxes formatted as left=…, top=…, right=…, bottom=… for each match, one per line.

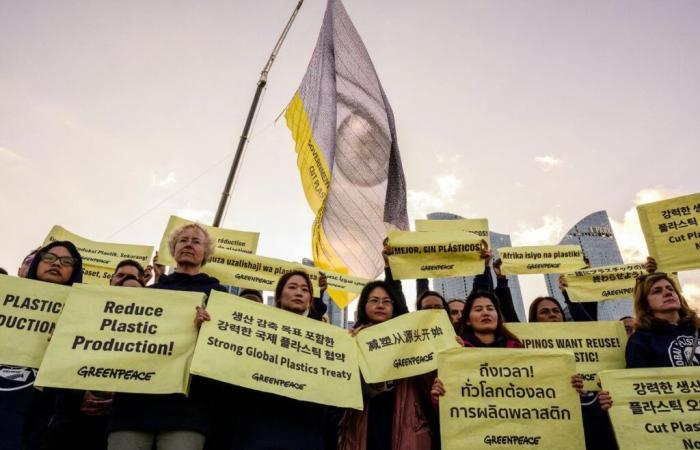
left=108, top=223, right=224, bottom=450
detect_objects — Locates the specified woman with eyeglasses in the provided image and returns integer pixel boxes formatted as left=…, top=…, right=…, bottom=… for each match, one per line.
left=599, top=265, right=700, bottom=411
left=0, top=241, right=84, bottom=450
left=338, top=280, right=434, bottom=450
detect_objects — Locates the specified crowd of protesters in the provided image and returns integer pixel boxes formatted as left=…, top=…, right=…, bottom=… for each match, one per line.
left=1, top=222, right=698, bottom=450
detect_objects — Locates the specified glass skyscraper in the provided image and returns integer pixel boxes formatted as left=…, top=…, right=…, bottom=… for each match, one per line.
left=544, top=210, right=633, bottom=320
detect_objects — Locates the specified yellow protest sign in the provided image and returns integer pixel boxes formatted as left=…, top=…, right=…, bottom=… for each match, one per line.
left=387, top=230, right=485, bottom=280
left=195, top=248, right=368, bottom=308
left=439, top=348, right=585, bottom=450
left=190, top=291, right=362, bottom=409
left=157, top=215, right=259, bottom=266
left=415, top=218, right=490, bottom=244
left=43, top=226, right=153, bottom=285
left=355, top=310, right=459, bottom=383
left=564, top=263, right=646, bottom=302
left=35, top=284, right=204, bottom=394
left=0, top=276, right=70, bottom=368
left=497, top=245, right=585, bottom=275
left=637, top=192, right=700, bottom=272
left=507, top=322, right=628, bottom=391
left=599, top=367, right=700, bottom=450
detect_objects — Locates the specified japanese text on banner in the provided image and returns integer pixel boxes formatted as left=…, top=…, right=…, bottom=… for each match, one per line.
left=190, top=291, right=362, bottom=409
left=387, top=230, right=485, bottom=280
left=507, top=322, right=628, bottom=391
left=497, top=245, right=585, bottom=275
left=637, top=192, right=700, bottom=272
left=43, top=226, right=153, bottom=285
left=564, top=263, right=647, bottom=302
left=599, top=367, right=700, bottom=450
left=35, top=284, right=203, bottom=394
left=0, top=276, right=70, bottom=368
left=355, top=310, right=459, bottom=383
left=438, top=348, right=585, bottom=450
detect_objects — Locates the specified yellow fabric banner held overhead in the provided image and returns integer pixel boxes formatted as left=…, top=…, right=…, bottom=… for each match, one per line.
left=355, top=310, right=459, bottom=383
left=637, top=192, right=700, bottom=272
left=157, top=215, right=259, bottom=267
left=415, top=218, right=490, bottom=246
left=497, top=245, right=585, bottom=275
left=438, top=348, right=585, bottom=450
left=43, top=226, right=153, bottom=285
left=190, top=291, right=362, bottom=409
left=599, top=367, right=700, bottom=450
left=387, top=230, right=486, bottom=280
left=196, top=248, right=368, bottom=309
left=35, top=284, right=204, bottom=394
left=564, top=263, right=647, bottom=302
left=507, top=322, right=628, bottom=391
left=0, top=276, right=70, bottom=368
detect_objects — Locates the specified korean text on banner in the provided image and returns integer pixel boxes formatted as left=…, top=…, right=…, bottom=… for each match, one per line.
left=415, top=218, right=490, bottom=244
left=157, top=215, right=259, bottom=268
left=599, top=367, right=700, bottom=450
left=35, top=284, right=204, bottom=394
left=497, top=245, right=585, bottom=275
left=43, top=225, right=153, bottom=285
left=387, top=230, right=485, bottom=280
left=190, top=291, right=362, bottom=409
left=637, top=192, right=700, bottom=272
left=0, top=276, right=70, bottom=368
left=564, top=263, right=647, bottom=302
left=355, top=310, right=459, bottom=383
left=508, top=322, right=628, bottom=391
left=439, top=348, right=585, bottom=450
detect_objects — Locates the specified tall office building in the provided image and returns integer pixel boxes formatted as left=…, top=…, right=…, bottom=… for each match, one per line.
left=427, top=212, right=527, bottom=322
left=544, top=210, right=632, bottom=320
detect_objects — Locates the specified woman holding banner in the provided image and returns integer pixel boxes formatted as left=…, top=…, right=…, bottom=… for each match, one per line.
left=108, top=223, right=225, bottom=450
left=222, top=270, right=340, bottom=450
left=338, top=280, right=434, bottom=450
left=599, top=270, right=700, bottom=410
left=3, top=241, right=84, bottom=450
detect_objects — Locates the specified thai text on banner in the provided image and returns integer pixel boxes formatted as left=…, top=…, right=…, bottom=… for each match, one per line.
left=637, top=192, right=700, bottom=272
left=507, top=322, right=628, bottom=391
left=497, top=245, right=585, bottom=275
left=0, top=276, right=70, bottom=368
left=35, top=284, right=203, bottom=394
left=189, top=291, right=362, bottom=409
left=355, top=310, right=459, bottom=383
left=43, top=226, right=153, bottom=285
left=599, top=367, right=700, bottom=450
left=438, top=348, right=585, bottom=450
left=387, top=230, right=485, bottom=280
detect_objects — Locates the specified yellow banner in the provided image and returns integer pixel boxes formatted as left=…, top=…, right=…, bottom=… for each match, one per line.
left=198, top=249, right=368, bottom=308
left=415, top=218, right=490, bottom=244
left=0, top=276, right=70, bottom=368
left=387, top=230, right=485, bottom=280
left=497, top=245, right=585, bottom=275
left=637, top=192, right=700, bottom=272
left=355, top=310, right=459, bottom=383
left=157, top=215, right=259, bottom=267
left=43, top=226, right=153, bottom=285
left=190, top=291, right=362, bottom=409
left=439, top=348, right=585, bottom=450
left=35, top=284, right=204, bottom=394
left=599, top=367, right=700, bottom=450
left=507, top=322, right=628, bottom=391
left=564, top=262, right=647, bottom=302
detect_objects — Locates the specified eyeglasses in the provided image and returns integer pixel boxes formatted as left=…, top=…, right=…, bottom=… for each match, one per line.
left=367, top=298, right=394, bottom=306
left=39, top=252, right=77, bottom=268
left=422, top=304, right=445, bottom=310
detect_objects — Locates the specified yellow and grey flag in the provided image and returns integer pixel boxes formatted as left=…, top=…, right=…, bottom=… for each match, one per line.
left=286, top=0, right=408, bottom=307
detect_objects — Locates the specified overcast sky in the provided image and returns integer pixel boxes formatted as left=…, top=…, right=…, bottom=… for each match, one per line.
left=2, top=0, right=699, bottom=311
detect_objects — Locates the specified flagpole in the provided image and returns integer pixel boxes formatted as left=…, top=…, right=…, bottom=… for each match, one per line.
left=212, top=0, right=305, bottom=227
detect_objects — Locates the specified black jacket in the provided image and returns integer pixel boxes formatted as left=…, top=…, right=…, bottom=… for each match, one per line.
left=626, top=324, right=699, bottom=368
